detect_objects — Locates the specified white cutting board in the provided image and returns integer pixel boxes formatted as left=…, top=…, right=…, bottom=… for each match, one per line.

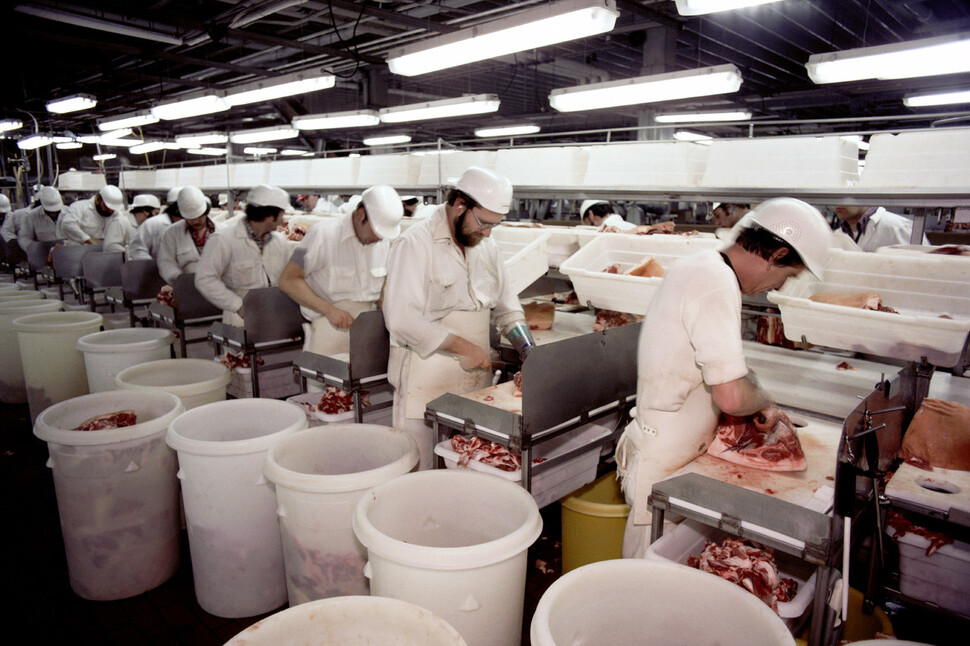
left=885, top=462, right=970, bottom=516
left=666, top=417, right=842, bottom=512
left=460, top=381, right=522, bottom=414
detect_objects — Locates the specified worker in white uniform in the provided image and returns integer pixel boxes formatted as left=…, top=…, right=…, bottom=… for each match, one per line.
left=383, top=167, right=537, bottom=470
left=616, top=198, right=833, bottom=558
left=279, top=184, right=403, bottom=356
left=2, top=204, right=32, bottom=244
left=0, top=195, right=10, bottom=231
left=157, top=187, right=221, bottom=285
left=833, top=206, right=928, bottom=251
left=401, top=195, right=435, bottom=220
left=580, top=199, right=636, bottom=231
left=58, top=185, right=125, bottom=245
left=195, top=184, right=292, bottom=325
left=18, top=187, right=66, bottom=251
left=129, top=186, right=182, bottom=260
left=103, top=194, right=160, bottom=256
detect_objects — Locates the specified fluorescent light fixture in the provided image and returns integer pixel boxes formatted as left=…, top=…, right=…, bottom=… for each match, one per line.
left=56, top=141, right=84, bottom=149
left=97, top=110, right=159, bottom=132
left=92, top=153, right=117, bottom=161
left=77, top=128, right=133, bottom=145
left=17, top=135, right=54, bottom=150
left=175, top=132, right=229, bottom=147
left=0, top=119, right=23, bottom=133
left=151, top=93, right=230, bottom=121
left=363, top=134, right=412, bottom=146
left=99, top=137, right=144, bottom=147
left=387, top=0, right=619, bottom=77
left=187, top=147, right=227, bottom=156
left=14, top=5, right=183, bottom=45
left=225, top=72, right=336, bottom=106
left=46, top=94, right=97, bottom=114
left=673, top=130, right=712, bottom=142
left=475, top=124, right=541, bottom=137
left=674, top=0, right=781, bottom=16
left=129, top=141, right=167, bottom=154
left=380, top=94, right=500, bottom=123
left=904, top=89, right=970, bottom=107
left=292, top=109, right=381, bottom=130
left=550, top=64, right=742, bottom=112
left=51, top=136, right=74, bottom=143
left=244, top=146, right=278, bottom=155
left=411, top=149, right=459, bottom=156
left=655, top=110, right=751, bottom=123
left=280, top=149, right=313, bottom=156
left=230, top=126, right=299, bottom=144
left=806, top=32, right=970, bottom=84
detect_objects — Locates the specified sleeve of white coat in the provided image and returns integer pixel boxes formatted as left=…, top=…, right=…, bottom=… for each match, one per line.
left=684, top=279, right=748, bottom=386
left=156, top=228, right=181, bottom=285
left=102, top=217, right=126, bottom=253
left=194, top=234, right=243, bottom=313
left=17, top=216, right=34, bottom=252
left=128, top=225, right=152, bottom=260
left=59, top=204, right=90, bottom=244
left=382, top=233, right=451, bottom=358
left=0, top=214, right=14, bottom=242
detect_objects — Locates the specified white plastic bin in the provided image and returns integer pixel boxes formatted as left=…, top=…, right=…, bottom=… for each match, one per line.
left=0, top=289, right=45, bottom=302
left=491, top=226, right=551, bottom=295
left=115, top=358, right=230, bottom=410
left=353, top=470, right=543, bottom=646
left=0, top=299, right=63, bottom=404
left=13, top=311, right=103, bottom=422
left=224, top=596, right=467, bottom=645
left=166, top=398, right=308, bottom=618
left=263, top=424, right=419, bottom=604
left=530, top=559, right=795, bottom=646
left=887, top=525, right=970, bottom=617
left=33, top=390, right=185, bottom=600
left=77, top=328, right=175, bottom=393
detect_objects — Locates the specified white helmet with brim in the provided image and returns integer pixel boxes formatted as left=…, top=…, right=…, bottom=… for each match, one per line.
left=361, top=184, right=403, bottom=240
left=454, top=166, right=512, bottom=214
left=743, top=197, right=832, bottom=279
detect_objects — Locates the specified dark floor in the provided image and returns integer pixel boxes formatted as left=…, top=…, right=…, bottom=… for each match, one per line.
left=1, top=399, right=564, bottom=645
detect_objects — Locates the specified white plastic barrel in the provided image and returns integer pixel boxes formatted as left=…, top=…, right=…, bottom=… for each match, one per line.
left=263, top=424, right=419, bottom=605
left=353, top=470, right=543, bottom=646
left=77, top=328, right=174, bottom=393
left=0, top=283, right=22, bottom=290
left=0, top=299, right=63, bottom=403
left=0, top=289, right=44, bottom=301
left=115, top=358, right=230, bottom=410
left=33, top=390, right=185, bottom=600
left=530, top=559, right=796, bottom=646
left=166, top=398, right=308, bottom=618
left=224, top=596, right=468, bottom=646
left=13, top=311, right=103, bottom=422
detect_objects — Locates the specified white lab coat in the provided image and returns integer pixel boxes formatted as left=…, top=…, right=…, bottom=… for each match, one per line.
left=129, top=213, right=173, bottom=260
left=102, top=211, right=138, bottom=255
left=58, top=196, right=108, bottom=244
left=156, top=219, right=223, bottom=285
left=194, top=216, right=292, bottom=318
left=600, top=213, right=637, bottom=231
left=853, top=207, right=929, bottom=252
left=18, top=206, right=64, bottom=251
left=1, top=208, right=28, bottom=243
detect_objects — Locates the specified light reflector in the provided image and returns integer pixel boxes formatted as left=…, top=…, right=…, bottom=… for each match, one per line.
left=230, top=126, right=299, bottom=144
left=292, top=109, right=381, bottom=130
left=806, top=32, right=970, bottom=84
left=129, top=141, right=167, bottom=154
left=187, top=147, right=227, bottom=156
left=225, top=73, right=336, bottom=106
left=17, top=135, right=54, bottom=150
left=46, top=94, right=97, bottom=114
left=97, top=110, right=160, bottom=131
left=175, top=132, right=229, bottom=147
left=0, top=119, right=24, bottom=133
left=380, top=94, right=500, bottom=123
left=151, top=93, right=230, bottom=121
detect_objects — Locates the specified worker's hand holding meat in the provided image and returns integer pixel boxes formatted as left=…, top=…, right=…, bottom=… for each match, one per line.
left=753, top=405, right=792, bottom=433
left=441, top=334, right=491, bottom=371
left=707, top=412, right=807, bottom=472
left=325, top=305, right=354, bottom=329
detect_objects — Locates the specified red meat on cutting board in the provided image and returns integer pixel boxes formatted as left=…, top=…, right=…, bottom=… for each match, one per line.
left=707, top=413, right=807, bottom=472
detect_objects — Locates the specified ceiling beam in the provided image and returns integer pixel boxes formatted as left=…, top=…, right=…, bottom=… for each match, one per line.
left=224, top=28, right=384, bottom=65
left=323, top=0, right=459, bottom=34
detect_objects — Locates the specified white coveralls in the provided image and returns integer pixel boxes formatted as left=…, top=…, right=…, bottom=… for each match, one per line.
left=102, top=211, right=138, bottom=255
left=615, top=249, right=749, bottom=558
left=129, top=213, right=174, bottom=260
left=194, top=216, right=291, bottom=325
left=58, top=197, right=108, bottom=245
left=383, top=205, right=525, bottom=469
left=156, top=219, right=222, bottom=285
left=18, top=206, right=64, bottom=251
left=292, top=213, right=389, bottom=356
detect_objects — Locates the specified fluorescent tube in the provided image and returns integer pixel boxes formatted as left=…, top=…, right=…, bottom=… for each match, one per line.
left=17, top=135, right=54, bottom=150
left=806, top=32, right=970, bottom=84
left=152, top=93, right=230, bottom=121
left=175, top=132, right=229, bottom=147
left=292, top=109, right=381, bottom=130
left=0, top=119, right=23, bottom=133
left=92, top=153, right=117, bottom=161
left=363, top=135, right=412, bottom=146
left=229, top=126, right=299, bottom=144
left=56, top=141, right=84, bottom=149
left=674, top=0, right=782, bottom=16
left=244, top=147, right=278, bottom=155
left=380, top=94, right=500, bottom=123
left=655, top=110, right=751, bottom=123
left=98, top=110, right=159, bottom=132
left=280, top=149, right=313, bottom=156
left=475, top=125, right=541, bottom=137
left=187, top=148, right=227, bottom=156
left=672, top=130, right=712, bottom=142
left=46, top=94, right=97, bottom=114
left=904, top=89, right=970, bottom=107
left=225, top=72, right=335, bottom=107
left=129, top=142, right=167, bottom=154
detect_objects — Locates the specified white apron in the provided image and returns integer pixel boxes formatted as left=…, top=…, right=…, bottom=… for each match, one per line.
left=302, top=300, right=373, bottom=356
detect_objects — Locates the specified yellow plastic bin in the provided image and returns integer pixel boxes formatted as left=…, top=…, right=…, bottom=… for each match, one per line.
left=560, top=471, right=630, bottom=573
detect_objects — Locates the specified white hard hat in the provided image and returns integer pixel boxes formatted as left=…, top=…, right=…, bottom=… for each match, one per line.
left=454, top=166, right=513, bottom=214
left=744, top=197, right=833, bottom=279
left=361, top=185, right=403, bottom=240
left=340, top=195, right=362, bottom=215
left=247, top=184, right=290, bottom=212
left=579, top=199, right=608, bottom=218
left=131, top=194, right=161, bottom=210
left=177, top=186, right=208, bottom=219
left=0, top=194, right=10, bottom=213
left=99, top=185, right=125, bottom=213
left=39, top=186, right=63, bottom=211
left=166, top=186, right=183, bottom=204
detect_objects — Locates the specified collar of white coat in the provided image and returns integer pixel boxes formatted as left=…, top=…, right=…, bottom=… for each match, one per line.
left=338, top=210, right=360, bottom=243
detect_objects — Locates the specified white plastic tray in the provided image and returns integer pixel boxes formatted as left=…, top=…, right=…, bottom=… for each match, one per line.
left=767, top=248, right=970, bottom=367
left=434, top=422, right=612, bottom=509
left=491, top=226, right=551, bottom=295
left=644, top=519, right=817, bottom=620
left=559, top=234, right=723, bottom=314
left=887, top=525, right=970, bottom=617
left=287, top=388, right=393, bottom=424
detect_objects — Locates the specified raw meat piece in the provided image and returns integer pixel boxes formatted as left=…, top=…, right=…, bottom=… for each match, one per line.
left=512, top=371, right=522, bottom=397
left=219, top=351, right=265, bottom=371
left=929, top=244, right=970, bottom=256
left=156, top=285, right=175, bottom=307
left=885, top=510, right=954, bottom=556
left=688, top=536, right=797, bottom=613
left=707, top=413, right=807, bottom=472
left=900, top=398, right=970, bottom=471
left=809, top=291, right=899, bottom=314
left=602, top=263, right=622, bottom=274
left=634, top=221, right=676, bottom=235
left=523, top=301, right=555, bottom=330
left=755, top=312, right=796, bottom=350
left=451, top=435, right=521, bottom=471
left=625, top=256, right=665, bottom=278
left=303, top=386, right=370, bottom=415
left=551, top=291, right=578, bottom=305
left=836, top=361, right=854, bottom=371
left=287, top=223, right=309, bottom=241
left=593, top=309, right=642, bottom=331
left=74, top=410, right=137, bottom=431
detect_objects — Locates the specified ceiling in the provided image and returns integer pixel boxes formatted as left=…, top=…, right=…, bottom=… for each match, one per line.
left=3, top=0, right=970, bottom=178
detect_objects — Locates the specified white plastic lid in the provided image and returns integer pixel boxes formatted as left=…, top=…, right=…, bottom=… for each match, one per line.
left=114, top=358, right=230, bottom=396
left=12, top=310, right=103, bottom=332
left=33, top=390, right=184, bottom=446
left=77, top=328, right=174, bottom=354
left=166, top=398, right=307, bottom=456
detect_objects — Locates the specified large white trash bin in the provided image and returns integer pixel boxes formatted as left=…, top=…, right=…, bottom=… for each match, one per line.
left=166, top=399, right=308, bottom=618
left=13, top=311, right=103, bottom=422
left=115, top=358, right=230, bottom=410
left=0, top=289, right=45, bottom=302
left=33, top=390, right=185, bottom=600
left=353, top=470, right=543, bottom=646
left=530, top=559, right=796, bottom=646
left=77, top=328, right=174, bottom=393
left=0, top=299, right=63, bottom=404
left=263, top=424, right=419, bottom=605
left=224, top=596, right=468, bottom=645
